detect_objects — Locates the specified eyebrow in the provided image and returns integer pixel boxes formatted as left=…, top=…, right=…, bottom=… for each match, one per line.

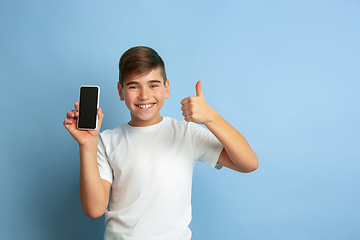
left=126, top=80, right=162, bottom=86
left=148, top=80, right=162, bottom=84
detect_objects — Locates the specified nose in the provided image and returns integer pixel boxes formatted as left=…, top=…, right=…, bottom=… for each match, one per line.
left=139, top=88, right=150, bottom=100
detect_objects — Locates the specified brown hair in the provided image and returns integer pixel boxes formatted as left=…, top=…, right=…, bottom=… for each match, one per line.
left=118, top=46, right=167, bottom=87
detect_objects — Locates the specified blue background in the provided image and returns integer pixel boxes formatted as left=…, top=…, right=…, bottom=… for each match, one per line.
left=1, top=1, right=359, bottom=239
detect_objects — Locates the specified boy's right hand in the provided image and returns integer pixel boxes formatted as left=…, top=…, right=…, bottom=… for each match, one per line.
left=63, top=102, right=104, bottom=146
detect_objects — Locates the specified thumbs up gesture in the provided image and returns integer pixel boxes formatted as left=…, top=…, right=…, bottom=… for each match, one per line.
left=181, top=81, right=217, bottom=124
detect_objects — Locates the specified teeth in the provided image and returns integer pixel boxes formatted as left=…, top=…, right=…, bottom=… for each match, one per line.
left=138, top=104, right=153, bottom=109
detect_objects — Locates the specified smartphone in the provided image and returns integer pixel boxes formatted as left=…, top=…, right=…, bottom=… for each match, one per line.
left=77, top=85, right=100, bottom=130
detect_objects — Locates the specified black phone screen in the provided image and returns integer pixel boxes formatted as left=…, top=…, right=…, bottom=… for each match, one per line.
left=78, top=86, right=99, bottom=130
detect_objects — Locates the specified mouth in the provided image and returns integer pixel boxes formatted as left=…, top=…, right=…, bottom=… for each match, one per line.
left=136, top=103, right=155, bottom=109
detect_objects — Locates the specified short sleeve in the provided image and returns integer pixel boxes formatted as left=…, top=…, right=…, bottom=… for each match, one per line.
left=189, top=123, right=224, bottom=169
left=97, top=133, right=114, bottom=184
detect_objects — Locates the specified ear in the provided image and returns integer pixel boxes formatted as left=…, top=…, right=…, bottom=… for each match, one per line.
left=164, top=79, right=170, bottom=99
left=117, top=82, right=125, bottom=101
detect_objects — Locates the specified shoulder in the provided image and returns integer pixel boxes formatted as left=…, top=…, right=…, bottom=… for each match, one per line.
left=163, top=117, right=194, bottom=131
left=98, top=124, right=128, bottom=155
left=164, top=117, right=209, bottom=136
left=99, top=123, right=127, bottom=140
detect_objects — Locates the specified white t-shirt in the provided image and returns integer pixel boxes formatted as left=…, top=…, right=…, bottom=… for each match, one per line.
left=97, top=117, right=223, bottom=240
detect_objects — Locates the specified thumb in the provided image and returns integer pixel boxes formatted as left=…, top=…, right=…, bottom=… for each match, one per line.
left=195, top=81, right=204, bottom=97
left=97, top=108, right=104, bottom=129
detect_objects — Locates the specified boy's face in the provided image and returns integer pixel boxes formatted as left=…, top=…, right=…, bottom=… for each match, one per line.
left=118, top=67, right=170, bottom=127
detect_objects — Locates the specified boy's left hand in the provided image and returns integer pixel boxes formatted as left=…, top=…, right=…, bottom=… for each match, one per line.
left=181, top=81, right=217, bottom=124
left=182, top=81, right=259, bottom=173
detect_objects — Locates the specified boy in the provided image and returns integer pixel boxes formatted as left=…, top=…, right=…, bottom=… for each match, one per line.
left=63, top=46, right=258, bottom=240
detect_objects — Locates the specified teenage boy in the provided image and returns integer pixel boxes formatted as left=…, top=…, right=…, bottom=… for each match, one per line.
left=63, top=46, right=258, bottom=240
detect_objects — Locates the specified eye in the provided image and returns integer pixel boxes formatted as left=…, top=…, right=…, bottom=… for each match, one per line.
left=150, top=84, right=159, bottom=88
left=128, top=85, right=138, bottom=89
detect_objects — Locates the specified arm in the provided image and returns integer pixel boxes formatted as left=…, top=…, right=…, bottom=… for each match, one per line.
left=180, top=81, right=258, bottom=173
left=79, top=140, right=111, bottom=218
left=63, top=102, right=111, bottom=218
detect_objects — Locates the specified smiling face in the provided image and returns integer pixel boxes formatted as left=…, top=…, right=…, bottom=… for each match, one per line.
left=118, top=67, right=170, bottom=127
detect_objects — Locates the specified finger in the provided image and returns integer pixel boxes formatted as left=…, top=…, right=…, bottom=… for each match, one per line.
left=66, top=110, right=75, bottom=119
left=66, top=111, right=72, bottom=119
left=195, top=81, right=204, bottom=97
left=180, top=97, right=190, bottom=105
left=97, top=108, right=104, bottom=128
left=74, top=102, right=79, bottom=112
left=181, top=104, right=191, bottom=111
left=63, top=118, right=73, bottom=128
left=98, top=107, right=104, bottom=119
left=182, top=109, right=192, bottom=117
left=66, top=110, right=78, bottom=119
left=184, top=115, right=194, bottom=123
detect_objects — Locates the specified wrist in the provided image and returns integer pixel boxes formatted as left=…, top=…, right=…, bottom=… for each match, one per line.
left=79, top=139, right=98, bottom=151
left=204, top=108, right=221, bottom=126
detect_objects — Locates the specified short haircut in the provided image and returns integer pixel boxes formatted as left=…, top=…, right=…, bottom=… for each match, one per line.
left=118, top=46, right=167, bottom=87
